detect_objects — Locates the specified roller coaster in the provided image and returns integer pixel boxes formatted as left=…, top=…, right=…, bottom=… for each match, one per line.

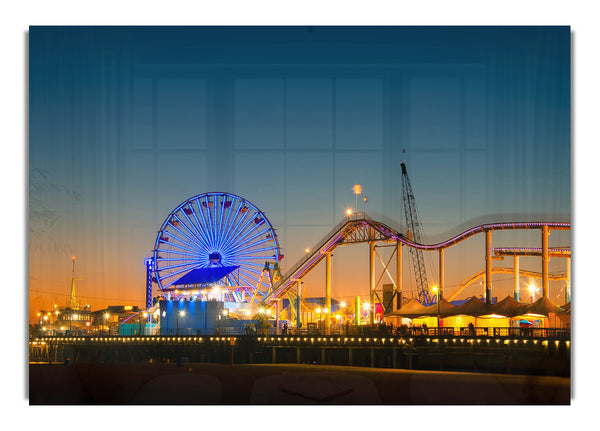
left=263, top=215, right=570, bottom=306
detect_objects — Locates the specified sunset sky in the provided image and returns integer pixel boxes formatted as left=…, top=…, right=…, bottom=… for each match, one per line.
left=28, top=26, right=571, bottom=321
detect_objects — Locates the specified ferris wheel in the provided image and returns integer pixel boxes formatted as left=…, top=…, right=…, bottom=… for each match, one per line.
left=152, top=192, right=281, bottom=303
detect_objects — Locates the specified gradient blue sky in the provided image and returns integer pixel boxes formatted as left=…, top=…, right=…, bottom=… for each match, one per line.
left=29, top=26, right=571, bottom=319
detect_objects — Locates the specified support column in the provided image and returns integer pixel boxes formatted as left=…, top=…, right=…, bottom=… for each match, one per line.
left=485, top=230, right=492, bottom=304
left=439, top=248, right=445, bottom=298
left=396, top=241, right=402, bottom=310
left=145, top=258, right=154, bottom=310
left=275, top=300, right=280, bottom=336
left=542, top=225, right=550, bottom=298
left=325, top=252, right=331, bottom=334
left=296, top=282, right=302, bottom=332
left=355, top=296, right=361, bottom=326
left=566, top=257, right=571, bottom=303
left=369, top=242, right=375, bottom=324
left=513, top=255, right=520, bottom=301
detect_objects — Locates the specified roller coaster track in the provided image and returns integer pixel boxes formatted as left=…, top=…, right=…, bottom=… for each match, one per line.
left=263, top=214, right=570, bottom=304
left=447, top=267, right=568, bottom=301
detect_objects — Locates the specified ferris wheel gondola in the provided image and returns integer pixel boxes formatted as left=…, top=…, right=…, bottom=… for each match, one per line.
left=152, top=192, right=281, bottom=303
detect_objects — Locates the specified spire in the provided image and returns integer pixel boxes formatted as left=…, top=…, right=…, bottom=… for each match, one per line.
left=68, top=256, right=79, bottom=310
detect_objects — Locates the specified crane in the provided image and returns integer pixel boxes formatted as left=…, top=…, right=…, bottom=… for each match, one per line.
left=400, top=160, right=432, bottom=305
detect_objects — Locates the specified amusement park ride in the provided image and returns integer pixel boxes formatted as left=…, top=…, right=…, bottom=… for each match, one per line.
left=141, top=165, right=570, bottom=332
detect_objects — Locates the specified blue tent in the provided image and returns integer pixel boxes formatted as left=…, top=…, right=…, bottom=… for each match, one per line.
left=172, top=265, right=239, bottom=285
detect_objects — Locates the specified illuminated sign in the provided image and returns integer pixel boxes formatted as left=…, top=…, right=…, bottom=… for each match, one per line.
left=124, top=306, right=133, bottom=311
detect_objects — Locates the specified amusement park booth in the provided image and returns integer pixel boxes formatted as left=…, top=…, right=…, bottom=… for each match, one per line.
left=159, top=299, right=223, bottom=335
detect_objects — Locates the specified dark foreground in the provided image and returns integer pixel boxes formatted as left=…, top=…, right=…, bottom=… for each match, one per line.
left=29, top=363, right=569, bottom=405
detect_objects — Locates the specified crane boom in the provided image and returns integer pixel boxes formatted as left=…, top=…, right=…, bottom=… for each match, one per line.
left=400, top=162, right=432, bottom=305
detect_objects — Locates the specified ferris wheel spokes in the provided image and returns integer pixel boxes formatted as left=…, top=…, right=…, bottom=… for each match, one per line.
left=153, top=192, right=281, bottom=305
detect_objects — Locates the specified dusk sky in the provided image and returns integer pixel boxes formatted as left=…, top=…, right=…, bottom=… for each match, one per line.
left=29, top=26, right=571, bottom=321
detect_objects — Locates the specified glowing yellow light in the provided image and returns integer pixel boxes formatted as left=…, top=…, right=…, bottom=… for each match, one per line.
left=336, top=314, right=341, bottom=320
left=142, top=312, right=148, bottom=318
left=340, top=301, right=346, bottom=308
left=346, top=208, right=353, bottom=216
left=529, top=283, right=536, bottom=294
left=316, top=308, right=321, bottom=314
left=322, top=308, right=328, bottom=314
left=305, top=248, right=310, bottom=253
left=124, top=306, right=133, bottom=311
left=352, top=184, right=362, bottom=195
left=363, top=302, right=370, bottom=309
left=43, top=315, right=48, bottom=321
left=432, top=286, right=438, bottom=293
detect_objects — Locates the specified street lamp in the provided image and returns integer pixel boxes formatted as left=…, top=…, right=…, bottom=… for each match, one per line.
left=529, top=283, right=536, bottom=304
left=176, top=310, right=186, bottom=336
left=432, top=286, right=440, bottom=331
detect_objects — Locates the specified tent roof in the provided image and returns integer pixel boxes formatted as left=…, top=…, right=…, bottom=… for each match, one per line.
left=172, top=265, right=239, bottom=285
left=521, top=296, right=562, bottom=317
left=487, top=295, right=528, bottom=317
left=449, top=296, right=491, bottom=316
left=385, top=298, right=428, bottom=317
left=422, top=298, right=457, bottom=317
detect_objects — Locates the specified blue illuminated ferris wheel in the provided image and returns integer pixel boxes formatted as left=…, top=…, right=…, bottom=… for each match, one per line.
left=152, top=192, right=281, bottom=301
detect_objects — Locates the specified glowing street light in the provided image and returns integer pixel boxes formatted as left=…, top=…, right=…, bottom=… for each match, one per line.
left=346, top=208, right=353, bottom=217
left=352, top=184, right=362, bottom=215
left=340, top=301, right=346, bottom=309
left=176, top=310, right=186, bottom=335
left=305, top=248, right=310, bottom=253
left=529, top=283, right=537, bottom=304
left=432, top=286, right=441, bottom=329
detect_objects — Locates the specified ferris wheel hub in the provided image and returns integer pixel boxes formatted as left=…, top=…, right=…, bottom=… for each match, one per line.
left=209, top=252, right=222, bottom=264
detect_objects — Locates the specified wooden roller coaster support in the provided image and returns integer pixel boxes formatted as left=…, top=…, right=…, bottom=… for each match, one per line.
left=369, top=241, right=375, bottom=325
left=566, top=257, right=571, bottom=303
left=514, top=255, right=520, bottom=302
left=396, top=240, right=402, bottom=310
left=485, top=230, right=493, bottom=304
left=325, top=252, right=331, bottom=334
left=439, top=248, right=445, bottom=298
left=542, top=225, right=549, bottom=298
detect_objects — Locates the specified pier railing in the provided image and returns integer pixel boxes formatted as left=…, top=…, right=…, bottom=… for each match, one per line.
left=32, top=325, right=570, bottom=340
